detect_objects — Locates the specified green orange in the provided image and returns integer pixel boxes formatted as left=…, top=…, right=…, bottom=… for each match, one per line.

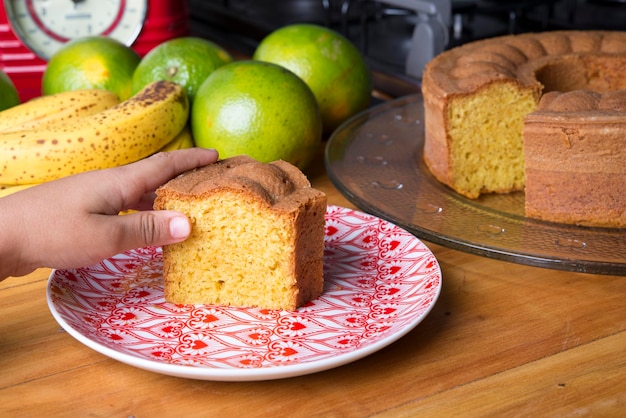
left=42, top=36, right=141, bottom=100
left=0, top=69, right=20, bottom=111
left=191, top=60, right=322, bottom=170
left=132, top=37, right=233, bottom=102
left=254, top=23, right=372, bottom=134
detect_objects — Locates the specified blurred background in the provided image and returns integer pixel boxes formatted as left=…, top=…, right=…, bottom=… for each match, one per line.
left=2, top=1, right=624, bottom=100
left=189, top=0, right=626, bottom=94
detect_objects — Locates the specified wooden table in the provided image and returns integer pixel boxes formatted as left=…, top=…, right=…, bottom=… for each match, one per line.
left=1, top=150, right=624, bottom=417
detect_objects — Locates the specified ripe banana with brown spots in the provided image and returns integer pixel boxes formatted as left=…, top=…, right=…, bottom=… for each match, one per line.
left=0, top=125, right=193, bottom=199
left=0, top=80, right=189, bottom=185
left=0, top=89, right=120, bottom=133
left=157, top=124, right=195, bottom=152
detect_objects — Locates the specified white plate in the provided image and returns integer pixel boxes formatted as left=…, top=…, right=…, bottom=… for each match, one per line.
left=47, top=205, right=441, bottom=381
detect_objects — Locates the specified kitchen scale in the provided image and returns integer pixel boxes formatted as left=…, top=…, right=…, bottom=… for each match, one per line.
left=0, top=0, right=189, bottom=101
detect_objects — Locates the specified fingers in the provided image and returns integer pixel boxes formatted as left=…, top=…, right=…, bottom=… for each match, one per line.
left=116, top=148, right=219, bottom=194
left=87, top=149, right=218, bottom=258
left=101, top=210, right=192, bottom=256
left=84, top=147, right=219, bottom=213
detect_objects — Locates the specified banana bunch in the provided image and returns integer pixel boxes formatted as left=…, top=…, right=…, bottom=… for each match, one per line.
left=0, top=80, right=194, bottom=198
left=158, top=124, right=194, bottom=152
left=0, top=89, right=121, bottom=133
left=0, top=126, right=194, bottom=198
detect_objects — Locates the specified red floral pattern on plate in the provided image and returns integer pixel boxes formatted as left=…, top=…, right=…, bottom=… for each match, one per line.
left=47, top=206, right=441, bottom=381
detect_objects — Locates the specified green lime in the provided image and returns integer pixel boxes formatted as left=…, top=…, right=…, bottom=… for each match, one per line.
left=191, top=60, right=322, bottom=170
left=42, top=36, right=141, bottom=100
left=254, top=23, right=372, bottom=133
left=132, top=37, right=233, bottom=102
left=0, top=70, right=20, bottom=111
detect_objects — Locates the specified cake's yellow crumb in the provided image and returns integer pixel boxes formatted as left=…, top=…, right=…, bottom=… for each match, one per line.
left=446, top=81, right=538, bottom=198
left=154, top=155, right=327, bottom=310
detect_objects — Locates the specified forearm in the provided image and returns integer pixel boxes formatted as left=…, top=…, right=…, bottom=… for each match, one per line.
left=0, top=244, right=23, bottom=281
left=0, top=195, right=34, bottom=280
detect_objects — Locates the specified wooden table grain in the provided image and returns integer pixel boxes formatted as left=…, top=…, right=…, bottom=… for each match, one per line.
left=1, top=149, right=625, bottom=417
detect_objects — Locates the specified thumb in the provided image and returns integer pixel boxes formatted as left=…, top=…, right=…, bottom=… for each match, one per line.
left=113, top=210, right=191, bottom=250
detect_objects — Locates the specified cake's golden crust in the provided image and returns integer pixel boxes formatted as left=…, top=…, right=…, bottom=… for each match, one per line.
left=157, top=155, right=313, bottom=206
left=154, top=155, right=327, bottom=310
left=425, top=31, right=626, bottom=97
left=422, top=30, right=626, bottom=225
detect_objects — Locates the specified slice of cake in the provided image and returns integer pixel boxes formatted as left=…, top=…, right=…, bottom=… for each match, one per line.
left=154, top=155, right=327, bottom=310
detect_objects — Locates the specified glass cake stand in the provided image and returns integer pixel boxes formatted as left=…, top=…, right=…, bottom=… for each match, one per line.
left=324, top=93, right=626, bottom=275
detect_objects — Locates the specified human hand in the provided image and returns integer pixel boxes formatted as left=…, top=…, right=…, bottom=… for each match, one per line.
left=0, top=148, right=219, bottom=280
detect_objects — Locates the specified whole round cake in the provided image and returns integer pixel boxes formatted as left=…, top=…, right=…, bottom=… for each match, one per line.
left=421, top=30, right=626, bottom=227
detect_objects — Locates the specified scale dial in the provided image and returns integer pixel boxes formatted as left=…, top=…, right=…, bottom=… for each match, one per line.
left=4, top=0, right=148, bottom=60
